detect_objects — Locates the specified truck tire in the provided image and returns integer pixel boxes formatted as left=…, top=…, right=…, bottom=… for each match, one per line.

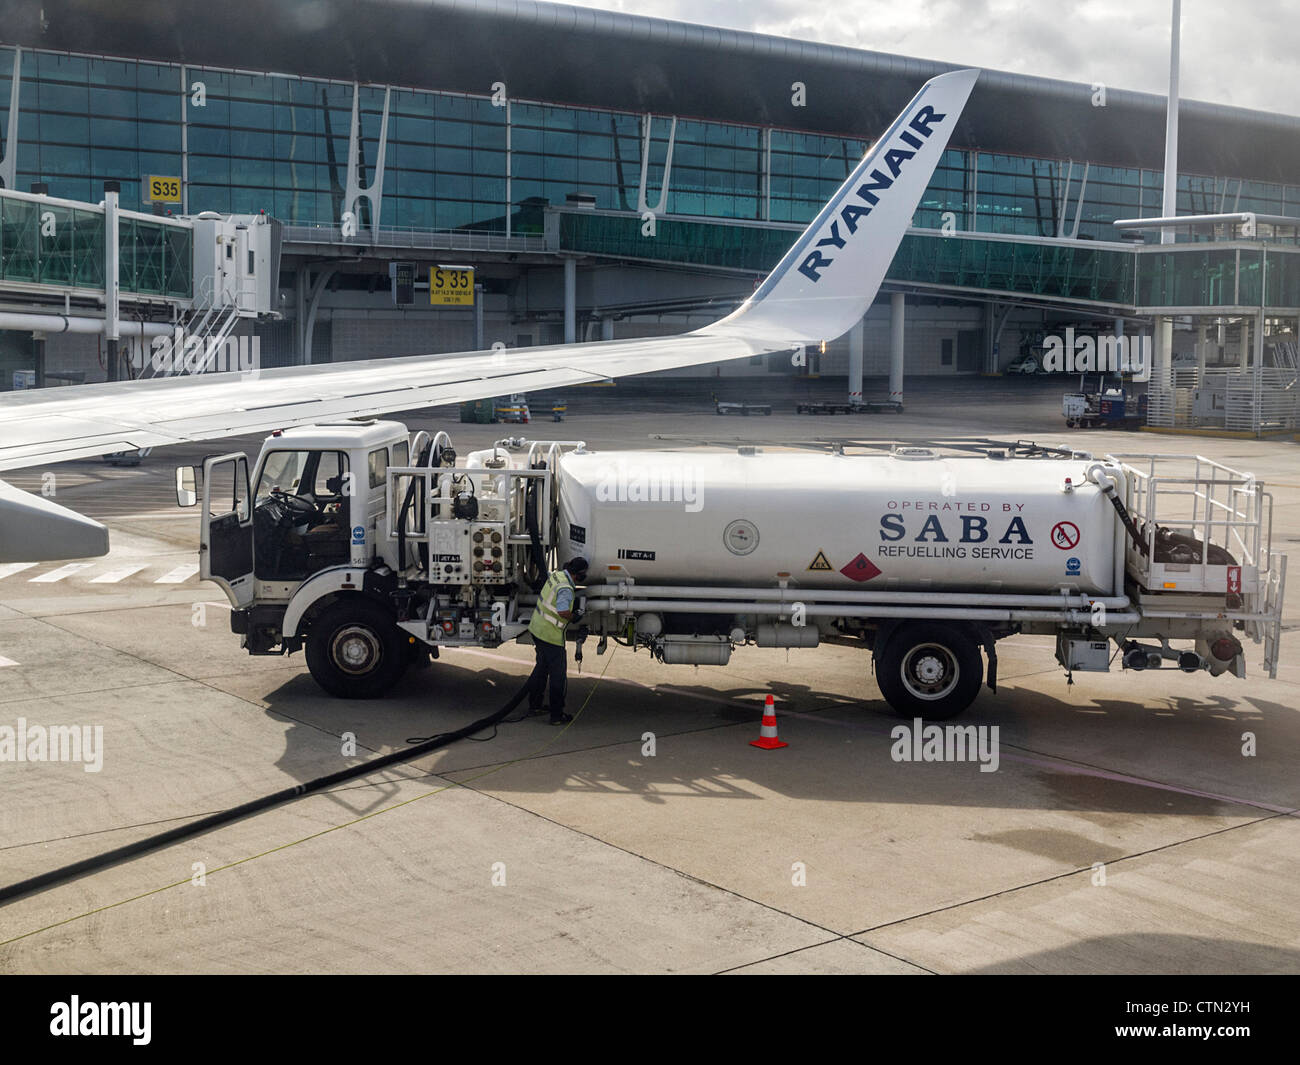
left=875, top=622, right=982, bottom=720
left=305, top=599, right=408, bottom=698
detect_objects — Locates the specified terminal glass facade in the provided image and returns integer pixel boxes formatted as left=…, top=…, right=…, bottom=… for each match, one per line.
left=2, top=43, right=1298, bottom=243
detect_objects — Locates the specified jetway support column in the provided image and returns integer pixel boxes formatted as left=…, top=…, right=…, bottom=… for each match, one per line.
left=848, top=317, right=864, bottom=404
left=889, top=292, right=905, bottom=406
left=33, top=331, right=46, bottom=388
left=563, top=257, right=576, bottom=345
left=104, top=180, right=121, bottom=382
left=601, top=317, right=614, bottom=342
left=1155, top=316, right=1173, bottom=390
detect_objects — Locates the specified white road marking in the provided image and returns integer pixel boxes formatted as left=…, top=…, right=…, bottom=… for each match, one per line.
left=0, top=563, right=38, bottom=580
left=0, top=655, right=18, bottom=668
left=155, top=564, right=199, bottom=584
left=30, top=563, right=95, bottom=583
left=89, top=564, right=149, bottom=584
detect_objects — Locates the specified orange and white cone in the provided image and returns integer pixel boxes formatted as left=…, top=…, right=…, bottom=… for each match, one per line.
left=750, top=694, right=788, bottom=749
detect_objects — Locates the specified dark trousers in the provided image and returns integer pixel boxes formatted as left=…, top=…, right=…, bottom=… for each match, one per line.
left=527, top=638, right=567, bottom=714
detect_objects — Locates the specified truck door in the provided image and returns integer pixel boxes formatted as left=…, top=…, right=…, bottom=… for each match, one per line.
left=201, top=452, right=254, bottom=608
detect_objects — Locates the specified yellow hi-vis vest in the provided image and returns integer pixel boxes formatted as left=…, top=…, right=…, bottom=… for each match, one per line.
left=529, top=570, right=575, bottom=646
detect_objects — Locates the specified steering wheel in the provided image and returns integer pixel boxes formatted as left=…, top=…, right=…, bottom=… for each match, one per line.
left=270, top=488, right=320, bottom=522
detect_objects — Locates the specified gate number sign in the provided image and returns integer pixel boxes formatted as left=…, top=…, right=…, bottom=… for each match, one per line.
left=145, top=176, right=181, bottom=203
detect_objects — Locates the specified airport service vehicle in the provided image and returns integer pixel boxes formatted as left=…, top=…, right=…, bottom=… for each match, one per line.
left=1006, top=353, right=1044, bottom=375
left=1063, top=376, right=1149, bottom=428
left=179, top=423, right=1286, bottom=719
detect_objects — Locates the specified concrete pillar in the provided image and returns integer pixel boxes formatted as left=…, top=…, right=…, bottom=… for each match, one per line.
left=473, top=284, right=484, bottom=350
left=1154, top=315, right=1173, bottom=392
left=33, top=331, right=46, bottom=388
left=1239, top=319, right=1250, bottom=372
left=848, top=317, right=864, bottom=404
left=889, top=292, right=905, bottom=405
left=601, top=317, right=614, bottom=341
left=295, top=267, right=307, bottom=365
left=563, top=257, right=576, bottom=345
left=1195, top=321, right=1207, bottom=376
left=104, top=180, right=121, bottom=382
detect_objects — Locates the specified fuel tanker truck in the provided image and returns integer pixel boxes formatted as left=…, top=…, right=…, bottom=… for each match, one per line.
left=180, top=422, right=1286, bottom=719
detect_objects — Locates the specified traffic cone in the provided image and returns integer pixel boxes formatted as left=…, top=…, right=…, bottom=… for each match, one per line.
left=750, top=694, right=788, bottom=749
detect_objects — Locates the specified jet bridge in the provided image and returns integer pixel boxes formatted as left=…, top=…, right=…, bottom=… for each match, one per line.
left=0, top=184, right=280, bottom=387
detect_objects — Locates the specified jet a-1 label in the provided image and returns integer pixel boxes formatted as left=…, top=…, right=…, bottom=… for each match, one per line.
left=617, top=548, right=656, bottom=561
left=807, top=550, right=833, bottom=572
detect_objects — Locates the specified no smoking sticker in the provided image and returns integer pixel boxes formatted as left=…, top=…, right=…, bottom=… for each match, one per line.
left=1051, top=521, right=1080, bottom=550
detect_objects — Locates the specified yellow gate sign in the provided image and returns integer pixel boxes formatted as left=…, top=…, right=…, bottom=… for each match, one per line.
left=430, top=266, right=475, bottom=306
left=145, top=175, right=182, bottom=203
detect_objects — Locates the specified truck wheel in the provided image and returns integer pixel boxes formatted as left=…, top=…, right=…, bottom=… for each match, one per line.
left=876, top=622, right=982, bottom=720
left=305, top=599, right=408, bottom=698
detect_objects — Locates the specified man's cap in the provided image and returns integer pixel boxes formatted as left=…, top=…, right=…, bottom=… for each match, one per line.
left=565, top=556, right=589, bottom=574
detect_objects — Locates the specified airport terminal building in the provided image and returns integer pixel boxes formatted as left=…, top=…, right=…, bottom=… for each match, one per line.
left=1, top=0, right=1298, bottom=419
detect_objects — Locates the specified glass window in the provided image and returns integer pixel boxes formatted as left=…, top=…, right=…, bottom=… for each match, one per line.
left=256, top=450, right=350, bottom=503
left=367, top=448, right=388, bottom=489
left=207, top=457, right=251, bottom=521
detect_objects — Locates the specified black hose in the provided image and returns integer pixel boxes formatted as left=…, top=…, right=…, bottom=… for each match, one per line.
left=0, top=676, right=536, bottom=907
left=1098, top=479, right=1149, bottom=557
left=524, top=472, right=548, bottom=592
left=397, top=441, right=433, bottom=572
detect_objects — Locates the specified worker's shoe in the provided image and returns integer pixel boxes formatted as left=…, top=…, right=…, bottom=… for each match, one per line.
left=549, top=712, right=573, bottom=725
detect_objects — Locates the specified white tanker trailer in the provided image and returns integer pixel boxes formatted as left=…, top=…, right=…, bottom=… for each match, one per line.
left=182, top=423, right=1286, bottom=719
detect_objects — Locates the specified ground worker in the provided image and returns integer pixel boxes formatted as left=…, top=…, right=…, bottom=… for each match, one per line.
left=526, top=556, right=589, bottom=724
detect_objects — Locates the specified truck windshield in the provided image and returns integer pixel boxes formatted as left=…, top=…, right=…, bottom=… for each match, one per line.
left=256, top=450, right=349, bottom=503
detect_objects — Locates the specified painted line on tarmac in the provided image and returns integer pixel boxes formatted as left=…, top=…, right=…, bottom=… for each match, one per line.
left=154, top=564, right=199, bottom=584
left=89, top=565, right=149, bottom=584
left=0, top=564, right=38, bottom=580
left=30, top=563, right=94, bottom=583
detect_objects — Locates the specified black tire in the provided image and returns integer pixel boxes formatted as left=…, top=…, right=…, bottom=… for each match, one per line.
left=305, top=598, right=409, bottom=698
left=875, top=622, right=982, bottom=720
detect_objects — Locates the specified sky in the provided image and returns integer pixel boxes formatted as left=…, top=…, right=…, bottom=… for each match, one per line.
left=550, top=0, right=1300, bottom=117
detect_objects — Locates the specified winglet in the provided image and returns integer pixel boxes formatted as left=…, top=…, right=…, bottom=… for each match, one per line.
left=707, top=68, right=979, bottom=345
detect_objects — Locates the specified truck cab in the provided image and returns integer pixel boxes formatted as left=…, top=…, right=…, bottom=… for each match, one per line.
left=178, top=422, right=572, bottom=697
left=181, top=419, right=410, bottom=633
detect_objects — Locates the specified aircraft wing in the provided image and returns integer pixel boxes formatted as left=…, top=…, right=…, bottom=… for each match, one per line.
left=0, top=332, right=780, bottom=473
left=0, top=68, right=979, bottom=561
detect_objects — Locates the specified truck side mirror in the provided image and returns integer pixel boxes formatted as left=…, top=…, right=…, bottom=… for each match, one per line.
left=175, top=465, right=198, bottom=507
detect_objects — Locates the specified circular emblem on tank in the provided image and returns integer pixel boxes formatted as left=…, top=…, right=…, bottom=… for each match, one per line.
left=723, top=518, right=760, bottom=556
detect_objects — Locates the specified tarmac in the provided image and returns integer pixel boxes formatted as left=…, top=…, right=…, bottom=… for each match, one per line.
left=1, top=375, right=1296, bottom=973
